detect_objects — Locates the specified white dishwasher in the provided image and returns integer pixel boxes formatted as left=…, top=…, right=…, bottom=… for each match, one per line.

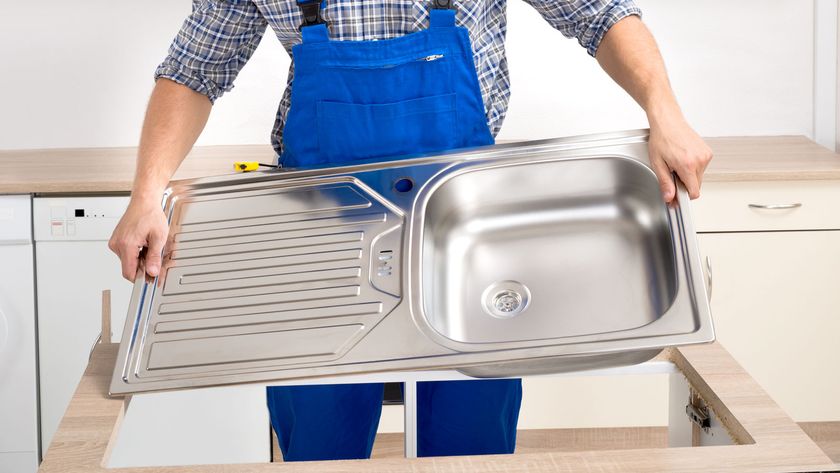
left=33, top=196, right=133, bottom=451
left=34, top=196, right=269, bottom=466
left=0, top=195, right=39, bottom=473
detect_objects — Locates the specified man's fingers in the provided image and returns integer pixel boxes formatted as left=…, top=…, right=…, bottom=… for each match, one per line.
left=696, top=149, right=713, bottom=190
left=647, top=124, right=712, bottom=203
left=118, top=243, right=140, bottom=281
left=107, top=236, right=118, bottom=255
left=144, top=230, right=166, bottom=278
left=675, top=164, right=701, bottom=200
left=651, top=158, right=675, bottom=203
left=109, top=201, right=170, bottom=282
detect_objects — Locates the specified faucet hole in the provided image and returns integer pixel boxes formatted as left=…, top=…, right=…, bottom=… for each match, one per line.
left=394, top=177, right=414, bottom=193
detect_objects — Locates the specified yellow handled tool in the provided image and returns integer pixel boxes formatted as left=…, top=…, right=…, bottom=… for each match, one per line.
left=233, top=161, right=280, bottom=172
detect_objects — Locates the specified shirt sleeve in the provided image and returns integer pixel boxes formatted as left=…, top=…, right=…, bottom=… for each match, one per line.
left=521, top=0, right=642, bottom=57
left=155, top=0, right=268, bottom=103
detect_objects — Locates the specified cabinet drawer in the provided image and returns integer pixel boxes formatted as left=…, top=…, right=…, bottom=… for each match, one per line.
left=691, top=180, right=840, bottom=232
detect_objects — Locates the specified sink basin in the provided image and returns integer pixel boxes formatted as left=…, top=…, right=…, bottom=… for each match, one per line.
left=418, top=157, right=676, bottom=345
left=110, top=130, right=713, bottom=394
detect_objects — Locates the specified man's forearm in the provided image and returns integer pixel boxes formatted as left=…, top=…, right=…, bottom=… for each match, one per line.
left=132, top=79, right=212, bottom=203
left=594, top=15, right=712, bottom=202
left=595, top=16, right=680, bottom=126
left=110, top=79, right=210, bottom=280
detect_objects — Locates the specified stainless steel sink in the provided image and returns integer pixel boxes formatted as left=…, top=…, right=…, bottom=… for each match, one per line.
left=417, top=157, right=675, bottom=345
left=111, top=130, right=713, bottom=394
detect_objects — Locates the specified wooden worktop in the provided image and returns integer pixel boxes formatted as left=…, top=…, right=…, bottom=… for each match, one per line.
left=38, top=342, right=835, bottom=473
left=1, top=136, right=839, bottom=194
left=702, top=136, right=840, bottom=182
left=0, top=144, right=274, bottom=194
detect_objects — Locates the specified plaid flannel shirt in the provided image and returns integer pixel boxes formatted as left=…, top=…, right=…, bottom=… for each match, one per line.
left=156, top=0, right=641, bottom=155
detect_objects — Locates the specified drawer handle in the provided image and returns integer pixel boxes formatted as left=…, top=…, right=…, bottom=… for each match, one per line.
left=748, top=203, right=802, bottom=210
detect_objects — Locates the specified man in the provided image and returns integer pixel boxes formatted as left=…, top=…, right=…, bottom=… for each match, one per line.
left=110, top=0, right=712, bottom=462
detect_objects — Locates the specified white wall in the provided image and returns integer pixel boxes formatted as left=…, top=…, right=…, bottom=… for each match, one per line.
left=501, top=0, right=816, bottom=141
left=837, top=0, right=840, bottom=151
left=814, top=0, right=839, bottom=150
left=0, top=1, right=823, bottom=150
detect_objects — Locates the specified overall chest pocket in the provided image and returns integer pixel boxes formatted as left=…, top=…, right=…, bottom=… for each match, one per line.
left=316, top=93, right=458, bottom=162
left=314, top=52, right=460, bottom=163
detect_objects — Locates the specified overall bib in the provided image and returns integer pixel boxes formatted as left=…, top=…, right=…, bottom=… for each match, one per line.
left=268, top=0, right=522, bottom=461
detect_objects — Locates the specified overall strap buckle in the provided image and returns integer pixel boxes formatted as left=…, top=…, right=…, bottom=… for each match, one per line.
left=297, top=1, right=327, bottom=31
left=431, top=0, right=453, bottom=9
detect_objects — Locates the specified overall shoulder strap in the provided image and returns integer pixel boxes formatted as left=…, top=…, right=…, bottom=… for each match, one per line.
left=429, top=0, right=456, bottom=28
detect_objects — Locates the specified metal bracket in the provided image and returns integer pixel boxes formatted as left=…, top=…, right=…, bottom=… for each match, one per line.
left=297, top=1, right=327, bottom=30
left=686, top=399, right=711, bottom=431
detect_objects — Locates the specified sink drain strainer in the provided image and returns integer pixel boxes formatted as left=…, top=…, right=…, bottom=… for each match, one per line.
left=482, top=281, right=531, bottom=319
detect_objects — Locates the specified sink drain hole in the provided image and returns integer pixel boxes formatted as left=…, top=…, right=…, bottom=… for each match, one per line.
left=482, top=281, right=530, bottom=319
left=492, top=290, right=522, bottom=314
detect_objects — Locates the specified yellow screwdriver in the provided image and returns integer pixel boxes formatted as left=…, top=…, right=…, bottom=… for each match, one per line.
left=233, top=161, right=280, bottom=172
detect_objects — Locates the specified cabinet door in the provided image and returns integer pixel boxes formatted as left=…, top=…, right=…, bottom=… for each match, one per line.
left=36, top=240, right=133, bottom=451
left=698, top=231, right=840, bottom=421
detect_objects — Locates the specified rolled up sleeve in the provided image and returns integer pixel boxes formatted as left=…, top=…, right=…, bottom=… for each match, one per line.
left=155, top=0, right=268, bottom=103
left=522, top=0, right=642, bottom=57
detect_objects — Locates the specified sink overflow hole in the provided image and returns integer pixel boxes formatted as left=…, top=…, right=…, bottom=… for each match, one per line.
left=377, top=250, right=394, bottom=276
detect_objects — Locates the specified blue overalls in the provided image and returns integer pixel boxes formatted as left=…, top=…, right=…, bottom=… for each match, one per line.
left=267, top=0, right=522, bottom=461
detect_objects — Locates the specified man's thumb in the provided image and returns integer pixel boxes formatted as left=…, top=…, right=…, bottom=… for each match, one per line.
left=144, top=232, right=166, bottom=277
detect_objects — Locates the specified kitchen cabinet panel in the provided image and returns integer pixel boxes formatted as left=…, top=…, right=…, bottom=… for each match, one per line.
left=36, top=240, right=132, bottom=451
left=698, top=231, right=840, bottom=421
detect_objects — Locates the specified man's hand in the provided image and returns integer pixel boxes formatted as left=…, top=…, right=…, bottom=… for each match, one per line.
left=108, top=79, right=212, bottom=281
left=596, top=15, right=712, bottom=202
left=648, top=116, right=713, bottom=203
left=109, top=199, right=169, bottom=281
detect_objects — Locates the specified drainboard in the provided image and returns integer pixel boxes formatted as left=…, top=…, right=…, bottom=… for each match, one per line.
left=114, top=179, right=404, bottom=389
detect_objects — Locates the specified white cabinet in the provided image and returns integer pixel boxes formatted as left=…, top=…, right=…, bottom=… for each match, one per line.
left=0, top=195, right=39, bottom=473
left=107, top=386, right=269, bottom=468
left=693, top=181, right=840, bottom=422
